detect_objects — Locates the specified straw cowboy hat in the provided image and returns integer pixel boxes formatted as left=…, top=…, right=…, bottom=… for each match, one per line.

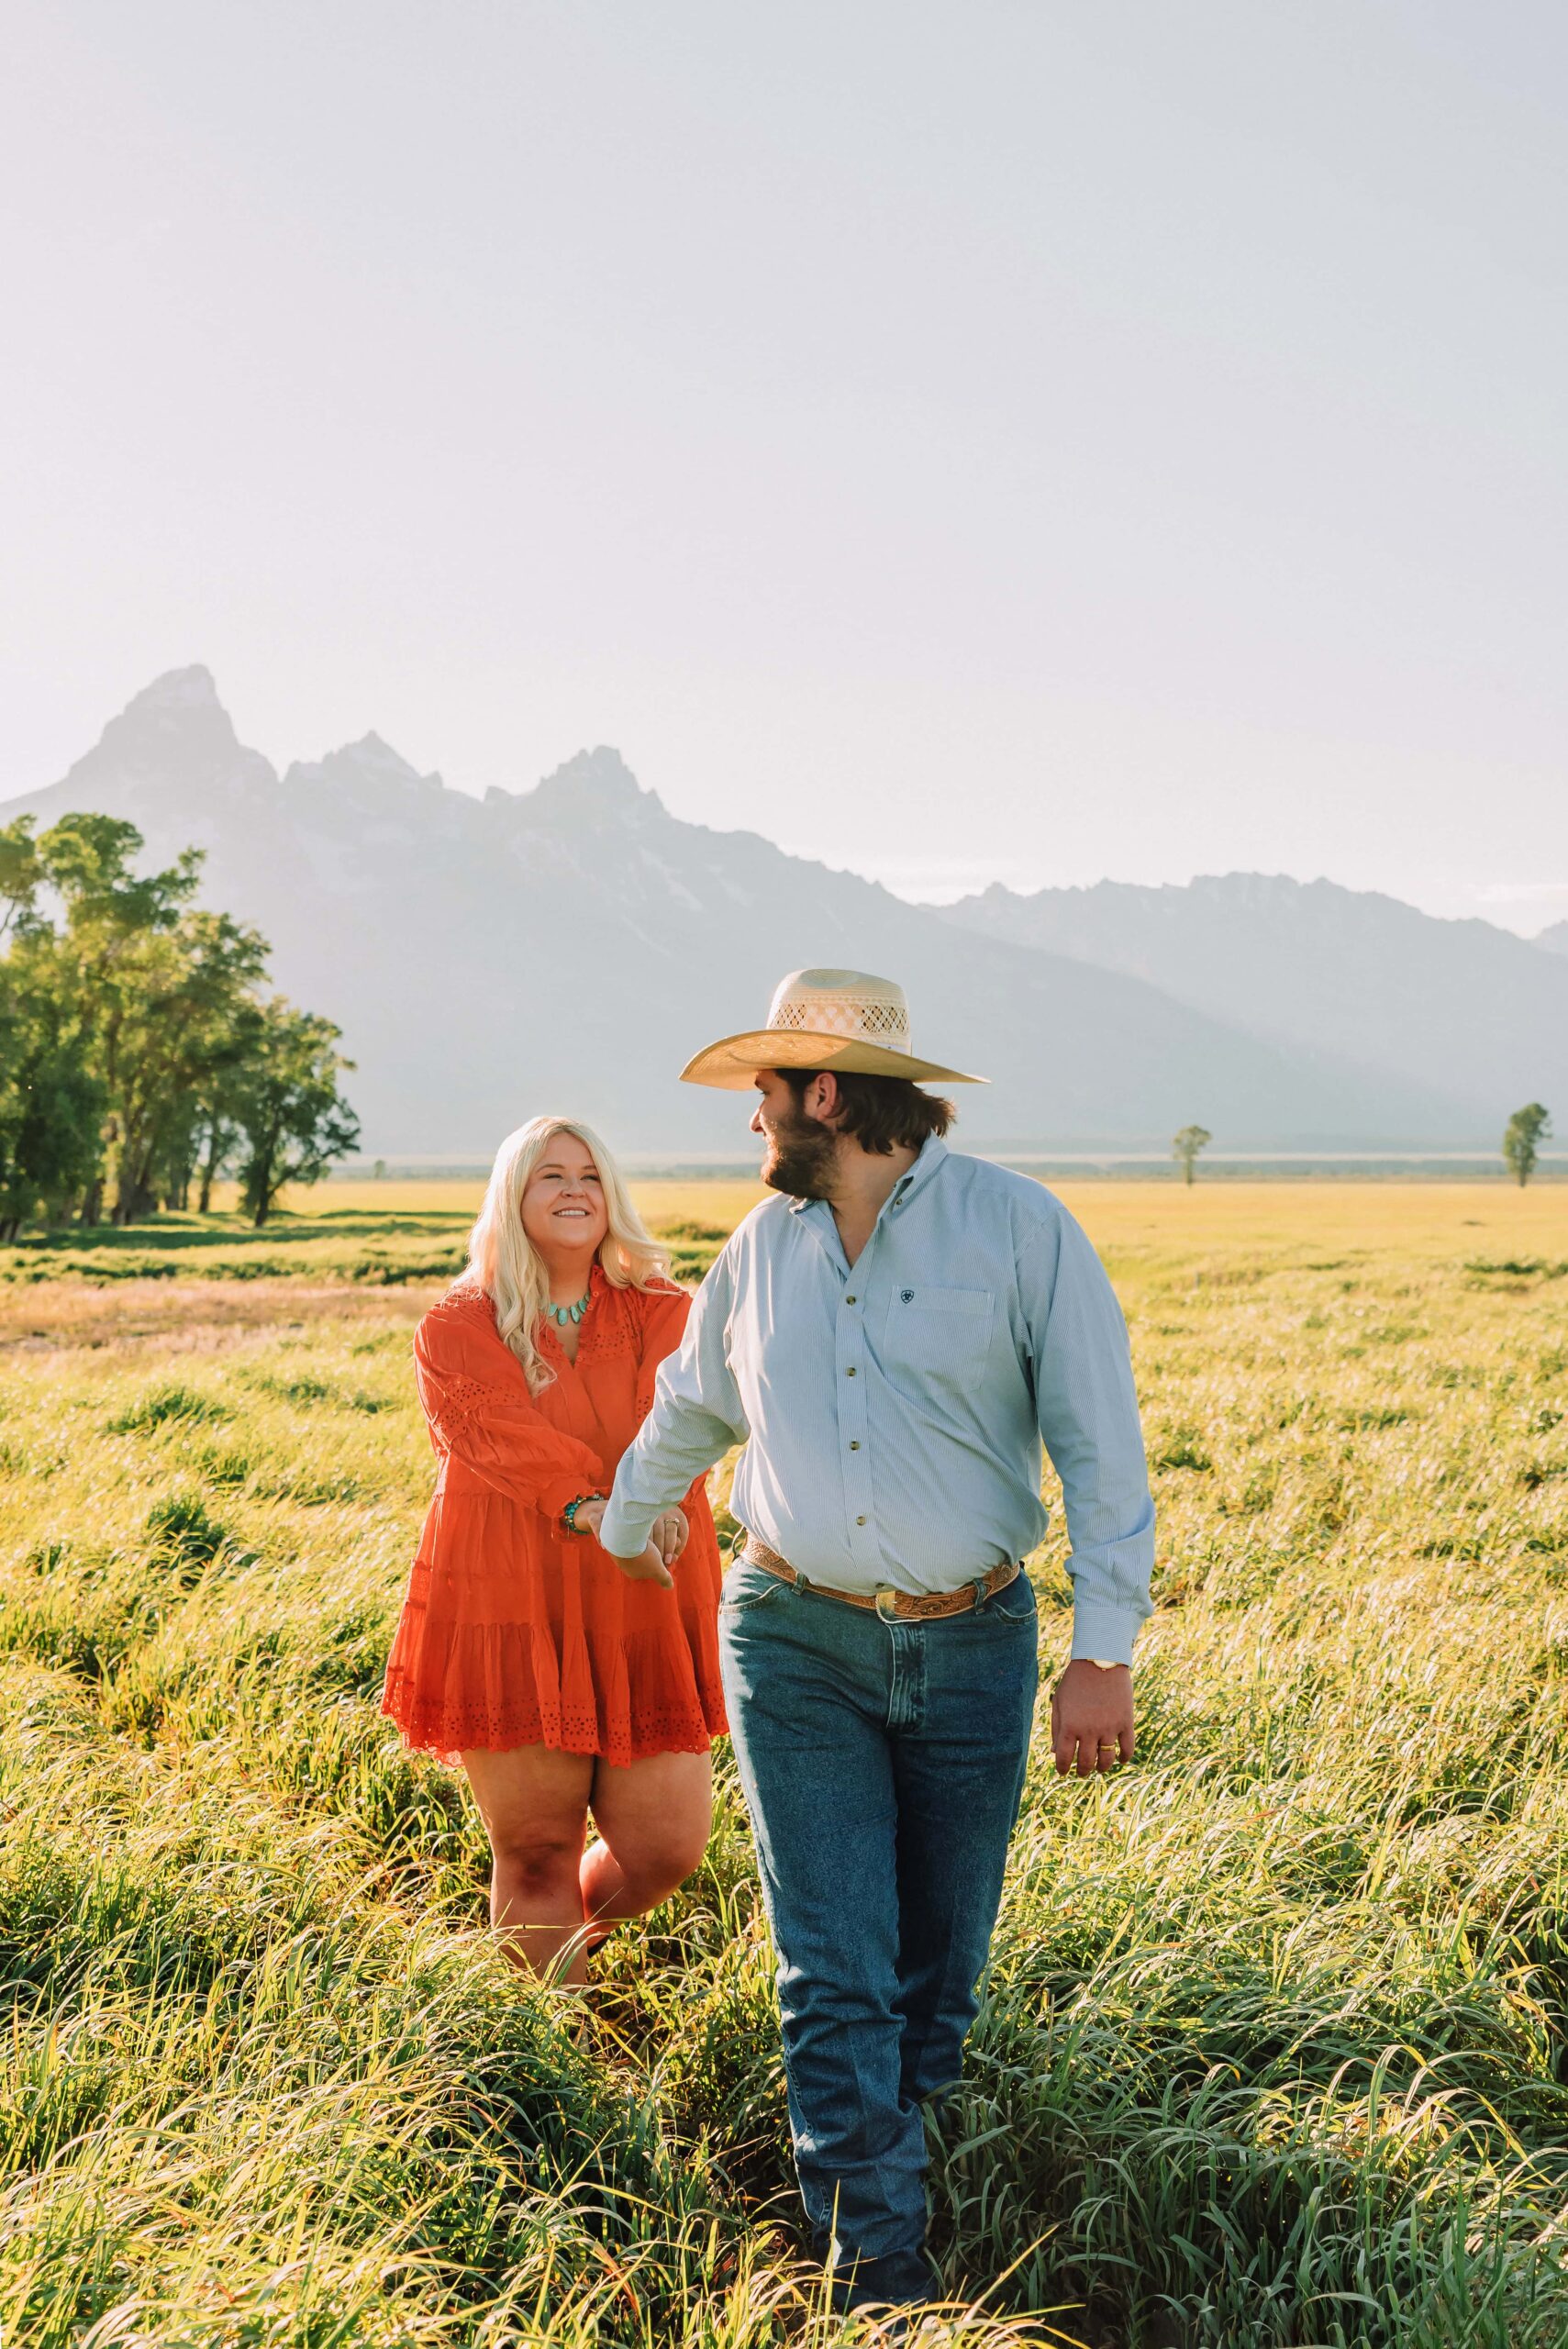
left=680, top=968, right=988, bottom=1090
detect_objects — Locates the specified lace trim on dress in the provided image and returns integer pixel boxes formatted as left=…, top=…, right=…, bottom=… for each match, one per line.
left=381, top=1677, right=726, bottom=1771
left=427, top=1280, right=495, bottom=1326
left=425, top=1371, right=509, bottom=1442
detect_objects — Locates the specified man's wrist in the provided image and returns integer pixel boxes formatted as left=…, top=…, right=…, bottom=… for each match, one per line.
left=598, top=1493, right=656, bottom=1558
left=1068, top=1599, right=1143, bottom=1669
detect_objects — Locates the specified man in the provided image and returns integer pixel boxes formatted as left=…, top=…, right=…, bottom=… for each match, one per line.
left=595, top=967, right=1155, bottom=2314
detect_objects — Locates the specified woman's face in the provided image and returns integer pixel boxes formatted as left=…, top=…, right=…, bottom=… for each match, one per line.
left=519, top=1130, right=610, bottom=1269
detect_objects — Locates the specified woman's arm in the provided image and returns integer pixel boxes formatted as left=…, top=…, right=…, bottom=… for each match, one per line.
left=414, top=1301, right=606, bottom=1520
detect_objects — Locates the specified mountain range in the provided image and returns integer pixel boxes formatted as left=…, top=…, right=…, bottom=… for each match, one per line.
left=3, top=668, right=1563, bottom=1158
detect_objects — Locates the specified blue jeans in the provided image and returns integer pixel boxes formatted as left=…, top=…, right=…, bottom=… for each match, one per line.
left=718, top=1558, right=1040, bottom=2306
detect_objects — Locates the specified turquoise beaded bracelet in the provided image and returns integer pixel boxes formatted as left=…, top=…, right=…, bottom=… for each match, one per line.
left=561, top=1492, right=605, bottom=1537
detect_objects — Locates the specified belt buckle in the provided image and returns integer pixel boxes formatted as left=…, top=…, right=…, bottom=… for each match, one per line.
left=874, top=1586, right=901, bottom=1620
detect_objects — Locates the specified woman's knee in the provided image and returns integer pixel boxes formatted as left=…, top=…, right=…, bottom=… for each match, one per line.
left=490, top=1828, right=583, bottom=1896
left=616, top=1825, right=709, bottom=1900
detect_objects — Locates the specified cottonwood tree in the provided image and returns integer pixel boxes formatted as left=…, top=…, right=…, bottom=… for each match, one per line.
left=1173, top=1124, right=1213, bottom=1186
left=0, top=819, right=107, bottom=1234
left=0, top=953, right=105, bottom=1240
left=0, top=811, right=359, bottom=1235
left=106, top=912, right=271, bottom=1221
left=1502, top=1103, right=1551, bottom=1188
left=231, top=1000, right=360, bottom=1228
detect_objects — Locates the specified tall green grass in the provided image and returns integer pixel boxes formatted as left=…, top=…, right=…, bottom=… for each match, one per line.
left=1, top=1204, right=1565, bottom=2343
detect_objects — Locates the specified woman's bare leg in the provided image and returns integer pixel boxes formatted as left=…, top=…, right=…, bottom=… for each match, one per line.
left=461, top=1744, right=595, bottom=1981
left=580, top=1749, right=713, bottom=1941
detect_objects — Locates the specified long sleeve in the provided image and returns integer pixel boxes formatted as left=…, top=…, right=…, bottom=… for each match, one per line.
left=602, top=1250, right=750, bottom=1557
left=414, top=1301, right=606, bottom=1521
left=1018, top=1211, right=1155, bottom=1665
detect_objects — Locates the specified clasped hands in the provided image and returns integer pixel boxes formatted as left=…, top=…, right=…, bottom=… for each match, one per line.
left=571, top=1496, right=688, bottom=1591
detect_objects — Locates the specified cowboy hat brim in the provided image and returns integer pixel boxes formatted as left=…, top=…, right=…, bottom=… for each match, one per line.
left=680, top=1028, right=988, bottom=1090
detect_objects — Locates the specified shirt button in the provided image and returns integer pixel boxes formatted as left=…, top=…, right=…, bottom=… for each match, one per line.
left=850, top=1440, right=861, bottom=1451
left=846, top=1365, right=857, bottom=1376
left=846, top=1294, right=857, bottom=1305
left=856, top=1515, right=867, bottom=1526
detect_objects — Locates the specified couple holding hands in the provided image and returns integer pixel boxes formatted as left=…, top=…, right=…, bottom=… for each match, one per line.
left=382, top=965, right=1155, bottom=2317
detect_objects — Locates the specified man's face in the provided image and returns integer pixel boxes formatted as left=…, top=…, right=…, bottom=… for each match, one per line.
left=751, top=1070, right=837, bottom=1198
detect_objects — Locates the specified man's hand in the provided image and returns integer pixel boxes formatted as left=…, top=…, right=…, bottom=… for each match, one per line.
left=570, top=1497, right=674, bottom=1590
left=611, top=1541, right=675, bottom=1589
left=1051, top=1661, right=1135, bottom=1776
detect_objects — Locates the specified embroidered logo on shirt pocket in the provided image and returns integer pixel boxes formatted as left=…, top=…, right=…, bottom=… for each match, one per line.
left=881, top=1286, right=994, bottom=1384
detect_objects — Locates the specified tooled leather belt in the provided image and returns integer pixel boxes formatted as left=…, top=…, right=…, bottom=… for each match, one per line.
left=737, top=1531, right=1020, bottom=1620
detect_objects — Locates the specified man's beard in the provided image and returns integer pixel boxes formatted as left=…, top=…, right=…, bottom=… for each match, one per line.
left=761, top=1107, right=837, bottom=1199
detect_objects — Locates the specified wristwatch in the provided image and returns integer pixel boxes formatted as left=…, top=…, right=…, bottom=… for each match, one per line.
left=1084, top=1657, right=1128, bottom=1671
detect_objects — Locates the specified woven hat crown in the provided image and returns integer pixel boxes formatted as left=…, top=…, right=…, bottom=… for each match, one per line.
left=766, top=969, right=912, bottom=1051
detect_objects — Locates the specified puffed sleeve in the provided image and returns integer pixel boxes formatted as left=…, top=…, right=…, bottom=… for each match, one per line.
left=414, top=1297, right=607, bottom=1521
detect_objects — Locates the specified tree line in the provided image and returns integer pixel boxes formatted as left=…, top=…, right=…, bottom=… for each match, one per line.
left=0, top=812, right=359, bottom=1240
left=1172, top=1113, right=1554, bottom=1186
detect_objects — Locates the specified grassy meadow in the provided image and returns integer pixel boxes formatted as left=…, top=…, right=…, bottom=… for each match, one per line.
left=1, top=1181, right=1566, bottom=2346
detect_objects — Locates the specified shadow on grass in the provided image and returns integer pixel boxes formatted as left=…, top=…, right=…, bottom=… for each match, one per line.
left=2, top=1204, right=728, bottom=1287
left=7, top=1208, right=474, bottom=1257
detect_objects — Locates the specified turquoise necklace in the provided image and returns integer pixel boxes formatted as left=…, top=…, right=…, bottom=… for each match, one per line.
left=545, top=1288, right=593, bottom=1329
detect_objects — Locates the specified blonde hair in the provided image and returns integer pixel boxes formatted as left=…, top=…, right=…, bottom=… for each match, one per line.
left=463, top=1118, right=670, bottom=1393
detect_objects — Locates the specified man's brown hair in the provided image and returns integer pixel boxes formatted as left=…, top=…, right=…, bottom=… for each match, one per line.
left=779, top=1069, right=955, bottom=1155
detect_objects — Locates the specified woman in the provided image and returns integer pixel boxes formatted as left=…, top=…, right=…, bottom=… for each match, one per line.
left=382, top=1117, right=727, bottom=1980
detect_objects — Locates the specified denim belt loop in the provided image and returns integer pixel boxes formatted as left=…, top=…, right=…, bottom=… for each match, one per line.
left=971, top=1570, right=994, bottom=1612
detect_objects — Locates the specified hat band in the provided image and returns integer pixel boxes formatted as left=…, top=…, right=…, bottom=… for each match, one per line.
left=769, top=996, right=910, bottom=1044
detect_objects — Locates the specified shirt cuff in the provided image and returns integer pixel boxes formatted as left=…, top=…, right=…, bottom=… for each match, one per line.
left=599, top=1491, right=659, bottom=1559
left=1068, top=1598, right=1143, bottom=1667
left=538, top=1471, right=605, bottom=1525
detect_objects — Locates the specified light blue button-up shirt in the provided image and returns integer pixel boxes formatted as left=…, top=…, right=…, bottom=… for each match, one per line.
left=602, top=1138, right=1156, bottom=1664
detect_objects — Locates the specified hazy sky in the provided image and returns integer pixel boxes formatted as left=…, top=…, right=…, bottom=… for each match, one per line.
left=4, top=1, right=1564, bottom=930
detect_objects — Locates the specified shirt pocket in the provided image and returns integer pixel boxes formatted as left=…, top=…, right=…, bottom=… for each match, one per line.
left=881, top=1285, right=995, bottom=1385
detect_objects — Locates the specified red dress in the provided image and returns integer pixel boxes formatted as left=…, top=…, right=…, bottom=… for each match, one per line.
left=381, top=1265, right=727, bottom=1768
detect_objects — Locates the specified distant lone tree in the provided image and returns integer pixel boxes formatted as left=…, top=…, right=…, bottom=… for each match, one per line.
left=1173, top=1124, right=1212, bottom=1186
left=1502, top=1102, right=1551, bottom=1188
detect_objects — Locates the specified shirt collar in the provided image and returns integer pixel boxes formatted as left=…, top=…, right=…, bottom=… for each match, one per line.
left=784, top=1133, right=950, bottom=1218
left=891, top=1134, right=949, bottom=1207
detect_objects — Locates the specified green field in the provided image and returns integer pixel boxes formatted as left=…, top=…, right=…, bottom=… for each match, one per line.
left=2, top=1184, right=1567, bottom=2346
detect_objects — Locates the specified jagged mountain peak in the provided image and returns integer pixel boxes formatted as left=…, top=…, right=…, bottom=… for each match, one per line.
left=969, top=870, right=1385, bottom=915
left=1537, top=919, right=1568, bottom=957
left=123, top=664, right=223, bottom=716
left=521, top=745, right=665, bottom=821
left=284, top=731, right=444, bottom=796
left=103, top=664, right=239, bottom=751
left=58, top=665, right=273, bottom=804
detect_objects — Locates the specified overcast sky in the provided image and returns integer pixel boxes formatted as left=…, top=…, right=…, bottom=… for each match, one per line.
left=4, top=1, right=1564, bottom=930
